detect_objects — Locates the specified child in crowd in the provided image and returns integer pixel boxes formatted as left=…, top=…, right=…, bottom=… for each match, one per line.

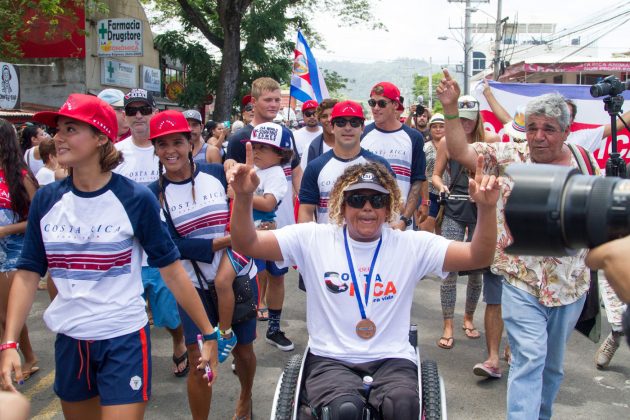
left=35, top=138, right=66, bottom=186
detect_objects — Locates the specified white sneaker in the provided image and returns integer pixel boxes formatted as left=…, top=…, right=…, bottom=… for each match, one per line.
left=595, top=332, right=621, bottom=369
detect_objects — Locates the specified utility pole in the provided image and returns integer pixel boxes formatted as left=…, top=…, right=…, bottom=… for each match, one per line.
left=463, top=0, right=472, bottom=94
left=428, top=56, right=433, bottom=109
left=493, top=0, right=503, bottom=80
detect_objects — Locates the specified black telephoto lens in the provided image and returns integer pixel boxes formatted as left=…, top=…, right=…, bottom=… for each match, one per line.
left=503, top=163, right=630, bottom=256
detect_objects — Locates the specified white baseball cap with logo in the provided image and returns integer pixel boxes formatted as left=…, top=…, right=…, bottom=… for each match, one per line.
left=245, top=122, right=292, bottom=150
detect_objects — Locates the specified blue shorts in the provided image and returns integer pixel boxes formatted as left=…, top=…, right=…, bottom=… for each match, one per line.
left=254, top=259, right=288, bottom=276
left=0, top=234, right=24, bottom=272
left=54, top=324, right=151, bottom=405
left=178, top=285, right=257, bottom=346
left=483, top=272, right=504, bottom=305
left=428, top=192, right=441, bottom=218
left=141, top=266, right=181, bottom=329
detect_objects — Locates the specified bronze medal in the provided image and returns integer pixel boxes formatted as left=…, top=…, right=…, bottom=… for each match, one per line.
left=356, top=318, right=377, bottom=339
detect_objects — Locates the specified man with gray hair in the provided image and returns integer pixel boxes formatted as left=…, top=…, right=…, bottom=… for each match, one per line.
left=437, top=70, right=600, bottom=420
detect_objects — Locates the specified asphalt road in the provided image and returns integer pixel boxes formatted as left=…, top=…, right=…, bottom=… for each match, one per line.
left=16, top=270, right=630, bottom=419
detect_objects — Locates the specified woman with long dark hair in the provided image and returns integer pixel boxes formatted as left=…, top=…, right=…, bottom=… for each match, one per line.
left=20, top=124, right=47, bottom=175
left=0, top=118, right=39, bottom=381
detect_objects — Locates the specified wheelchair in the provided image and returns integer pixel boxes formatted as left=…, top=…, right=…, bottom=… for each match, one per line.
left=270, top=325, right=447, bottom=420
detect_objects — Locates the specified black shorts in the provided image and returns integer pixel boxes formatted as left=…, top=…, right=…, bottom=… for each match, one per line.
left=302, top=353, right=418, bottom=414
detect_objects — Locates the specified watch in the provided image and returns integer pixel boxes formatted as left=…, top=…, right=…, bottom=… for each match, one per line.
left=399, top=215, right=412, bottom=227
left=203, top=327, right=219, bottom=341
left=220, top=328, right=233, bottom=337
left=0, top=341, right=19, bottom=352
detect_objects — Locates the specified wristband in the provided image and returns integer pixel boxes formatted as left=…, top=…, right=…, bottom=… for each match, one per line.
left=220, top=328, right=233, bottom=337
left=444, top=113, right=459, bottom=120
left=0, top=341, right=19, bottom=352
left=399, top=215, right=412, bottom=227
left=203, top=327, right=219, bottom=341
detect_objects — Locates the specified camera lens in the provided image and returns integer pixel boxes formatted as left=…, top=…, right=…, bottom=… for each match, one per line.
left=504, top=163, right=630, bottom=256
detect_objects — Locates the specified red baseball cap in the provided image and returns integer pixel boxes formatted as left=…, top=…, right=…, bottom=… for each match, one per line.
left=302, top=100, right=318, bottom=111
left=370, top=81, right=401, bottom=105
left=330, top=100, right=365, bottom=120
left=33, top=94, right=118, bottom=141
left=241, top=94, right=253, bottom=107
left=149, top=110, right=191, bottom=141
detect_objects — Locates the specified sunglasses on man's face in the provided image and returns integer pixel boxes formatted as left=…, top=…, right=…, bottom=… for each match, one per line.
left=303, top=110, right=316, bottom=117
left=124, top=105, right=153, bottom=116
left=244, top=104, right=254, bottom=112
left=345, top=193, right=390, bottom=209
left=458, top=101, right=478, bottom=109
left=332, top=118, right=363, bottom=128
left=367, top=99, right=391, bottom=108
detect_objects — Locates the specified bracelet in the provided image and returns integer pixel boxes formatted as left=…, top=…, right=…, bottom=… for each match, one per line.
left=0, top=341, right=19, bottom=352
left=203, top=327, right=219, bottom=341
left=220, top=328, right=233, bottom=337
left=444, top=113, right=459, bottom=120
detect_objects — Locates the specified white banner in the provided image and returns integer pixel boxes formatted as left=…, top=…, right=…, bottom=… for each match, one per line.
left=101, top=59, right=137, bottom=89
left=97, top=18, right=143, bottom=57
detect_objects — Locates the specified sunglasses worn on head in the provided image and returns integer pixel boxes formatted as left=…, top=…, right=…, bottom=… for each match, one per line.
left=303, top=110, right=316, bottom=117
left=345, top=193, right=389, bottom=209
left=368, top=99, right=391, bottom=108
left=125, top=105, right=153, bottom=116
left=332, top=118, right=363, bottom=128
left=458, top=101, right=478, bottom=109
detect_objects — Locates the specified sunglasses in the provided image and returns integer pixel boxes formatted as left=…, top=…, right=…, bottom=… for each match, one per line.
left=458, top=100, right=478, bottom=109
left=345, top=193, right=390, bottom=209
left=303, top=110, right=316, bottom=117
left=367, top=99, right=391, bottom=108
left=125, top=105, right=153, bottom=116
left=244, top=104, right=254, bottom=112
left=332, top=118, right=363, bottom=128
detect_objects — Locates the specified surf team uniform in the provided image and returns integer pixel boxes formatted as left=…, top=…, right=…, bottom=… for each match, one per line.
left=147, top=164, right=258, bottom=345
left=114, top=137, right=181, bottom=330
left=17, top=174, right=179, bottom=404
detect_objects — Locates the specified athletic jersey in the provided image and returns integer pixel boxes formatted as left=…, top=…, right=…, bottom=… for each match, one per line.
left=253, top=165, right=287, bottom=224
left=113, top=137, right=159, bottom=186
left=361, top=123, right=426, bottom=201
left=17, top=174, right=179, bottom=340
left=299, top=149, right=394, bottom=224
left=273, top=223, right=450, bottom=364
left=192, top=142, right=209, bottom=164
left=293, top=126, right=322, bottom=159
left=148, top=164, right=229, bottom=287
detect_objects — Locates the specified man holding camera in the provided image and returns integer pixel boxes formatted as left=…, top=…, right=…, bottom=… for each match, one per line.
left=437, top=69, right=601, bottom=420
left=405, top=103, right=432, bottom=138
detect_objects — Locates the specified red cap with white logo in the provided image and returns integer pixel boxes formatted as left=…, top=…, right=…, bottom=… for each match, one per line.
left=301, top=100, right=319, bottom=111
left=149, top=110, right=191, bottom=141
left=330, top=100, right=365, bottom=121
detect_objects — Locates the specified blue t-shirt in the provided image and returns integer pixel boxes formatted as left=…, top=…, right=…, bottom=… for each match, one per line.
left=18, top=173, right=179, bottom=340
left=299, top=148, right=394, bottom=224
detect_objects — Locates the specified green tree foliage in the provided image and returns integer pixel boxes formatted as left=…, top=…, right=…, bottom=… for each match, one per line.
left=322, top=69, right=352, bottom=98
left=146, top=0, right=380, bottom=120
left=0, top=0, right=106, bottom=61
left=412, top=72, right=444, bottom=113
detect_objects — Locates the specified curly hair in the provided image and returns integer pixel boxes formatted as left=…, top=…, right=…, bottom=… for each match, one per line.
left=327, top=162, right=402, bottom=226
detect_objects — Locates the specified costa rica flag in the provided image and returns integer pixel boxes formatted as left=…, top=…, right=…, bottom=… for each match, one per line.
left=291, top=30, right=330, bottom=103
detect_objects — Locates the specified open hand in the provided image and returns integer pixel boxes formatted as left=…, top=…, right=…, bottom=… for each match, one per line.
left=198, top=339, right=219, bottom=387
left=227, top=142, right=259, bottom=195
left=468, top=154, right=499, bottom=208
left=436, top=69, right=461, bottom=107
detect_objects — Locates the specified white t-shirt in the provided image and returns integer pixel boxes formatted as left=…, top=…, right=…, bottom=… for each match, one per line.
left=253, top=165, right=288, bottom=223
left=300, top=139, right=333, bottom=171
left=35, top=167, right=56, bottom=186
left=567, top=126, right=605, bottom=154
left=113, top=137, right=160, bottom=186
left=24, top=148, right=44, bottom=176
left=293, top=126, right=322, bottom=159
left=273, top=223, right=450, bottom=364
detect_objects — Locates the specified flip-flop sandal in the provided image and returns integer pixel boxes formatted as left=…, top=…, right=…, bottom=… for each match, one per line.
left=257, top=307, right=269, bottom=321
left=172, top=351, right=189, bottom=377
left=463, top=326, right=481, bottom=339
left=437, top=336, right=454, bottom=349
left=14, top=366, right=40, bottom=383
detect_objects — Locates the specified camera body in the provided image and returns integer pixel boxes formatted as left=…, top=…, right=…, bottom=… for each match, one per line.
left=414, top=104, right=426, bottom=117
left=590, top=75, right=629, bottom=98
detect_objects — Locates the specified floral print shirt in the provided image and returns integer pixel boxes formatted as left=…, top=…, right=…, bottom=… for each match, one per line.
left=472, top=141, right=601, bottom=307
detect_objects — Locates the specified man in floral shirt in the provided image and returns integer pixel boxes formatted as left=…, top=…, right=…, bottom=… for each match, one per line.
left=436, top=69, right=600, bottom=420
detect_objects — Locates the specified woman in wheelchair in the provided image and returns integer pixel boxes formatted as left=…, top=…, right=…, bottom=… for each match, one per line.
left=228, top=144, right=499, bottom=419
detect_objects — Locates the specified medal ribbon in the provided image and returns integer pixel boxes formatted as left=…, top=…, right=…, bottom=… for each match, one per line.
left=343, top=226, right=383, bottom=320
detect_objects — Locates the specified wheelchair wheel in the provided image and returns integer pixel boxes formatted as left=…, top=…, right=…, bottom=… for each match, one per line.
left=274, top=354, right=304, bottom=420
left=421, top=360, right=441, bottom=420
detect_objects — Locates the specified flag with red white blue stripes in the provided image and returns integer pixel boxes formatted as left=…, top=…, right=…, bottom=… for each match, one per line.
left=291, top=30, right=330, bottom=103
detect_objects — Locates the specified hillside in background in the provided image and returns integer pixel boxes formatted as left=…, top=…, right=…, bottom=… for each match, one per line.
left=320, top=58, right=443, bottom=104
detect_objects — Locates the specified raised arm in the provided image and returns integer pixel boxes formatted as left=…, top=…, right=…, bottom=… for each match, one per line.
left=482, top=79, right=511, bottom=124
left=229, top=142, right=284, bottom=262
left=602, top=109, right=630, bottom=139
left=436, top=69, right=480, bottom=171
left=431, top=139, right=449, bottom=193
left=442, top=154, right=498, bottom=272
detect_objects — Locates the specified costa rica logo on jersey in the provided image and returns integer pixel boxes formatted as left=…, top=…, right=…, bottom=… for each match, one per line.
left=323, top=271, right=348, bottom=294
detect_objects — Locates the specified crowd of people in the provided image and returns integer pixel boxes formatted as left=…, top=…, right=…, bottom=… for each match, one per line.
left=0, top=69, right=627, bottom=420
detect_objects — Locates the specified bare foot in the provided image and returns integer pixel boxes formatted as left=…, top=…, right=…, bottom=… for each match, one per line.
left=233, top=396, right=252, bottom=420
